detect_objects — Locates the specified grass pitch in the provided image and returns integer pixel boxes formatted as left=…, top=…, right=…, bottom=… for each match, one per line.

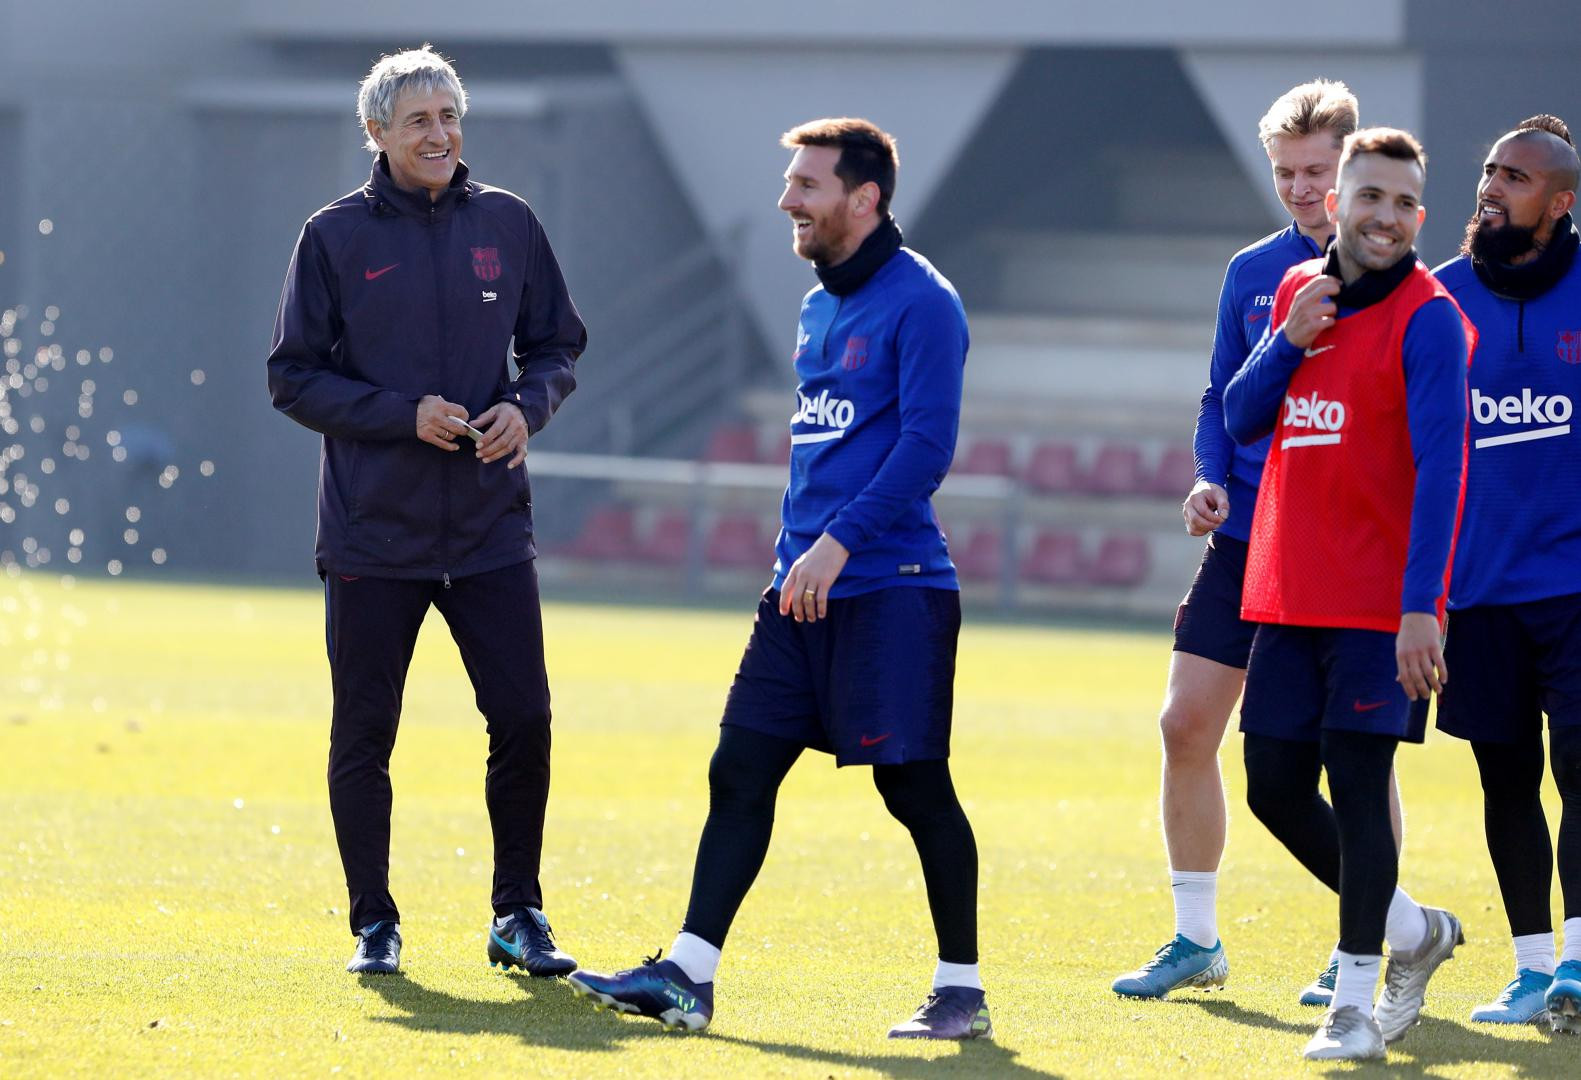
left=0, top=573, right=1574, bottom=1078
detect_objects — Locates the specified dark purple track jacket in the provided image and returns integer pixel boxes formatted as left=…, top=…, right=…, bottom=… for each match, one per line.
left=268, top=156, right=585, bottom=581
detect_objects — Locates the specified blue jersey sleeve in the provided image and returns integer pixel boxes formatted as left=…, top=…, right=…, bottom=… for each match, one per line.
left=1223, top=326, right=1304, bottom=445
left=823, top=295, right=964, bottom=553
left=1193, top=260, right=1246, bottom=485
left=1400, top=297, right=1470, bottom=614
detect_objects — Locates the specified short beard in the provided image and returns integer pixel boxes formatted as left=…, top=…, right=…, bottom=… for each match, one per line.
left=798, top=207, right=852, bottom=265
left=1463, top=211, right=1540, bottom=263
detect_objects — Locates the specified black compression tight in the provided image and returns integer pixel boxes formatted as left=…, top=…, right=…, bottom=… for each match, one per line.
left=1556, top=727, right=1581, bottom=921
left=1471, top=736, right=1553, bottom=936
left=680, top=726, right=979, bottom=964
left=1245, top=730, right=1399, bottom=954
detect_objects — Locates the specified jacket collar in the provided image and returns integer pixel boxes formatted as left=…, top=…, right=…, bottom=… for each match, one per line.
left=1472, top=213, right=1580, bottom=301
left=1321, top=244, right=1418, bottom=311
left=364, top=153, right=473, bottom=219
left=814, top=215, right=904, bottom=297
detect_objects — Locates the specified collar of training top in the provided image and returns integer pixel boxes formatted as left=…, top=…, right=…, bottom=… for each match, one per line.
left=1472, top=213, right=1580, bottom=301
left=814, top=215, right=904, bottom=297
left=1322, top=243, right=1418, bottom=311
left=364, top=154, right=474, bottom=218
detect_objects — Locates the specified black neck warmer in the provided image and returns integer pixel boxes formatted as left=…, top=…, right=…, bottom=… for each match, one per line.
left=814, top=216, right=903, bottom=296
left=1473, top=214, right=1580, bottom=301
left=1322, top=243, right=1418, bottom=311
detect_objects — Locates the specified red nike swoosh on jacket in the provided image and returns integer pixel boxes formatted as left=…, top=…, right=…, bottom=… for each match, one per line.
left=364, top=264, right=400, bottom=280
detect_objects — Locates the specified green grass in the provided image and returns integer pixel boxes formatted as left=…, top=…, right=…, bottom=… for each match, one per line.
left=0, top=573, right=1573, bottom=1078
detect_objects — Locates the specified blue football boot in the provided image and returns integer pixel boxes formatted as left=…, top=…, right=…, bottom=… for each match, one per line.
left=1546, top=959, right=1581, bottom=1034
left=1471, top=969, right=1553, bottom=1024
left=347, top=921, right=401, bottom=974
left=888, top=986, right=992, bottom=1039
left=487, top=908, right=577, bottom=976
left=567, top=954, right=714, bottom=1032
left=1112, top=935, right=1228, bottom=999
left=1299, top=959, right=1339, bottom=1006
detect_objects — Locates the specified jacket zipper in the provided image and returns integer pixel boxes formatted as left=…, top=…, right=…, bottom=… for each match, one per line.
left=820, top=296, right=844, bottom=363
left=429, top=200, right=453, bottom=582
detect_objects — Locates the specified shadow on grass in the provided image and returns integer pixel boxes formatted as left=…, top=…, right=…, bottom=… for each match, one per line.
left=1180, top=1011, right=1570, bottom=1077
left=1324, top=1014, right=1577, bottom=1078
left=1186, top=997, right=1314, bottom=1035
left=709, top=1031, right=1063, bottom=1080
left=358, top=972, right=668, bottom=1054
left=358, top=973, right=1063, bottom=1077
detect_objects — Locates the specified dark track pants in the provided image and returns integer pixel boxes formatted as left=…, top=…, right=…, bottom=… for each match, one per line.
left=324, top=560, right=552, bottom=932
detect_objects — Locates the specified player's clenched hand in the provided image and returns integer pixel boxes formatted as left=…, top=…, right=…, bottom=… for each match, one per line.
left=1280, top=276, right=1341, bottom=349
left=473, top=401, right=528, bottom=468
left=779, top=532, right=851, bottom=624
left=1183, top=480, right=1230, bottom=536
left=417, top=394, right=469, bottom=452
left=1396, top=611, right=1447, bottom=701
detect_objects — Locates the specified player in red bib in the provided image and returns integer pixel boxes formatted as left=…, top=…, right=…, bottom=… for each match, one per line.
left=1224, top=128, right=1474, bottom=1061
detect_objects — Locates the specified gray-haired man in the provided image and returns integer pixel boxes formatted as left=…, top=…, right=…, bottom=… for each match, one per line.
left=268, top=45, right=586, bottom=975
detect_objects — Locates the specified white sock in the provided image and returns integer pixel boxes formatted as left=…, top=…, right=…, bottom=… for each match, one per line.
left=933, top=960, right=983, bottom=991
left=666, top=932, right=721, bottom=985
left=1562, top=918, right=1581, bottom=965
left=1514, top=932, right=1556, bottom=976
left=1328, top=945, right=1341, bottom=966
left=1384, top=888, right=1428, bottom=955
left=1170, top=869, right=1218, bottom=948
left=1332, top=951, right=1381, bottom=1015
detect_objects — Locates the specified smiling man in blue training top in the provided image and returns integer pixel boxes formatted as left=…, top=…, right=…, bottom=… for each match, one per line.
left=568, top=118, right=988, bottom=1040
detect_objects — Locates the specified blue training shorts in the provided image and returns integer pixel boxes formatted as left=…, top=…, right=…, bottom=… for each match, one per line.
left=720, top=586, right=960, bottom=766
left=1173, top=533, right=1258, bottom=670
left=1438, top=591, right=1581, bottom=744
left=1240, top=623, right=1429, bottom=743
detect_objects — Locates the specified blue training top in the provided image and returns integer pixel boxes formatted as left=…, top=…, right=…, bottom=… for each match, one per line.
left=1195, top=223, right=1326, bottom=542
left=772, top=247, right=966, bottom=597
left=1435, top=248, right=1581, bottom=609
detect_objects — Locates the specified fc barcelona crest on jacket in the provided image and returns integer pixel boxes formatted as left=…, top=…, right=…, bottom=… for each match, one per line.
left=471, top=246, right=501, bottom=282
left=1558, top=329, right=1581, bottom=365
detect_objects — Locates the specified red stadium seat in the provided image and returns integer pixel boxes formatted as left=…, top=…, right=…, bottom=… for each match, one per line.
left=952, top=527, right=1004, bottom=582
left=706, top=515, right=767, bottom=568
left=956, top=438, right=1015, bottom=477
left=1092, top=532, right=1151, bottom=586
left=634, top=510, right=692, bottom=565
left=1150, top=446, right=1197, bottom=497
left=1023, top=441, right=1081, bottom=494
left=702, top=424, right=761, bottom=464
left=765, top=431, right=792, bottom=466
left=565, top=504, right=637, bottom=561
left=1020, top=529, right=1089, bottom=585
left=1080, top=442, right=1148, bottom=496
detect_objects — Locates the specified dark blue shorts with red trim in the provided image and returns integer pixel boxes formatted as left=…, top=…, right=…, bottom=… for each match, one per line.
left=1240, top=622, right=1428, bottom=743
left=720, top=586, right=959, bottom=766
left=1173, top=533, right=1258, bottom=670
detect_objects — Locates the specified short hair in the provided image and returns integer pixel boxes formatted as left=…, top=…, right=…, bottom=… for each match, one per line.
left=780, top=118, right=899, bottom=216
left=1517, top=114, right=1574, bottom=147
left=1257, top=79, right=1359, bottom=149
left=1509, top=115, right=1581, bottom=194
left=1340, top=126, right=1427, bottom=175
left=358, top=45, right=467, bottom=153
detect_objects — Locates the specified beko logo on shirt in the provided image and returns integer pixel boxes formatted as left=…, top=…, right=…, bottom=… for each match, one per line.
left=1281, top=391, right=1346, bottom=448
left=791, top=389, right=856, bottom=444
left=1471, top=387, right=1573, bottom=448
